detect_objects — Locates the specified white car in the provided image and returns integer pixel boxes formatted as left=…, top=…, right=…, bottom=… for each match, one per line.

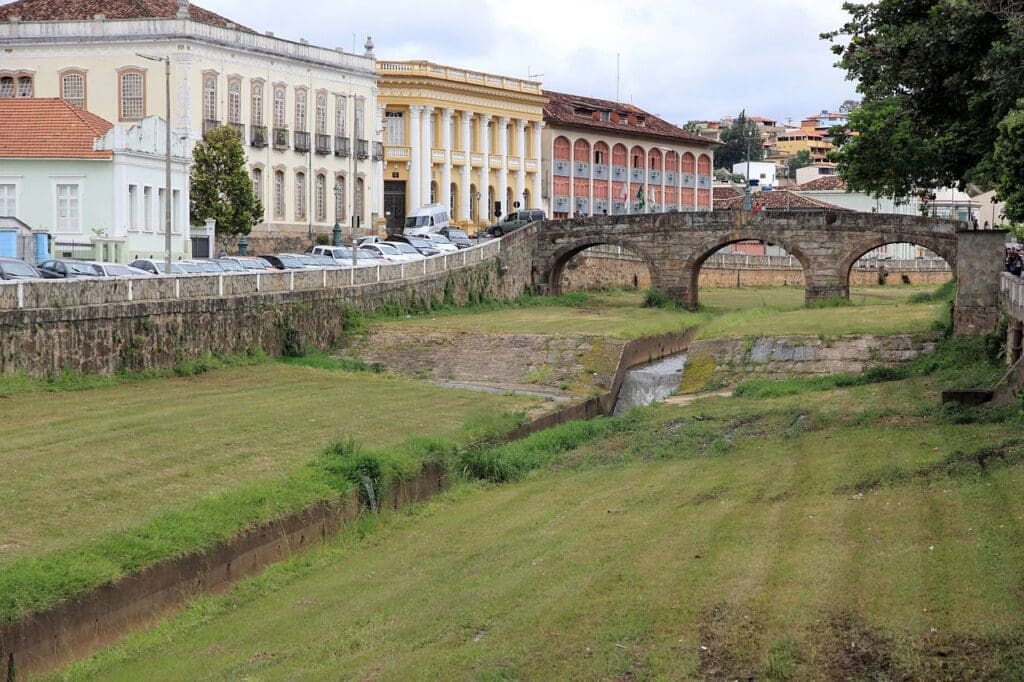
left=361, top=242, right=415, bottom=263
left=88, top=261, right=153, bottom=277
left=382, top=241, right=427, bottom=261
left=425, top=233, right=459, bottom=253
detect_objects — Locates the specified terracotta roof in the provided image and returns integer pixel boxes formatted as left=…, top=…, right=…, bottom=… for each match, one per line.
left=789, top=176, right=848, bottom=192
left=712, top=186, right=741, bottom=210
left=0, top=98, right=113, bottom=159
left=717, top=189, right=852, bottom=212
left=0, top=0, right=252, bottom=31
left=543, top=90, right=716, bottom=147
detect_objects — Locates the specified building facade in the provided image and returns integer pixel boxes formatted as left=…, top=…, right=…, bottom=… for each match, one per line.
left=376, top=61, right=546, bottom=231
left=0, top=99, right=190, bottom=262
left=0, top=0, right=381, bottom=245
left=542, top=92, right=717, bottom=218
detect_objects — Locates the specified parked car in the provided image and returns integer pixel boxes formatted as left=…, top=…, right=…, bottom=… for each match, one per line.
left=214, top=258, right=246, bottom=272
left=219, top=256, right=276, bottom=272
left=354, top=236, right=386, bottom=248
left=37, top=258, right=101, bottom=278
left=280, top=253, right=341, bottom=269
left=129, top=258, right=184, bottom=275
left=361, top=242, right=415, bottom=263
left=439, top=227, right=472, bottom=249
left=381, top=240, right=427, bottom=262
left=484, top=208, right=546, bottom=237
left=87, top=261, right=153, bottom=277
left=386, top=234, right=441, bottom=257
left=0, top=257, right=45, bottom=280
left=425, top=233, right=459, bottom=253
left=259, top=254, right=308, bottom=270
left=403, top=203, right=451, bottom=236
left=356, top=247, right=390, bottom=266
left=187, top=259, right=226, bottom=273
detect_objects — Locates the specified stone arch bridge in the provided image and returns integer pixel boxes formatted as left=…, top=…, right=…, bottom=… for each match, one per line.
left=534, top=210, right=964, bottom=307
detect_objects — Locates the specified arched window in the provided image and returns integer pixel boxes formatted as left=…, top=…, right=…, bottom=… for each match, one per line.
left=354, top=97, right=365, bottom=139
left=295, top=171, right=306, bottom=220
left=16, top=76, right=32, bottom=98
left=228, top=78, right=241, bottom=124
left=335, top=95, right=346, bottom=136
left=553, top=136, right=571, bottom=161
left=334, top=175, right=346, bottom=222
left=252, top=168, right=263, bottom=202
left=315, top=92, right=327, bottom=135
left=273, top=86, right=286, bottom=127
left=203, top=73, right=218, bottom=123
left=251, top=82, right=264, bottom=127
left=0, top=77, right=13, bottom=98
left=60, top=71, right=86, bottom=108
left=119, top=70, right=144, bottom=121
left=315, top=173, right=326, bottom=222
left=273, top=170, right=285, bottom=218
left=294, top=88, right=307, bottom=132
left=355, top=177, right=365, bottom=224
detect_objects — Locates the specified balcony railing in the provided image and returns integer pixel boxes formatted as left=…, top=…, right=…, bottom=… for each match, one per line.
left=384, top=145, right=410, bottom=161
left=273, top=127, right=289, bottom=149
left=202, top=119, right=220, bottom=136
left=355, top=139, right=369, bottom=159
left=228, top=121, right=245, bottom=138
left=334, top=136, right=350, bottom=157
left=294, top=131, right=311, bottom=152
left=315, top=133, right=332, bottom=155
left=372, top=141, right=384, bottom=161
left=250, top=124, right=268, bottom=147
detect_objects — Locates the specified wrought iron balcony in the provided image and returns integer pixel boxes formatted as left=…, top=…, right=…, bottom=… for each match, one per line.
left=250, top=125, right=268, bottom=147
left=372, top=141, right=383, bottom=161
left=334, top=136, right=351, bottom=157
left=294, top=131, right=311, bottom=152
left=315, top=133, right=332, bottom=155
left=202, top=119, right=220, bottom=135
left=355, top=139, right=369, bottom=159
left=228, top=121, right=245, bottom=138
left=273, top=127, right=289, bottom=149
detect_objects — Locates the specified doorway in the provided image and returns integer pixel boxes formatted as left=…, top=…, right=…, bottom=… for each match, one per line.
left=384, top=180, right=406, bottom=233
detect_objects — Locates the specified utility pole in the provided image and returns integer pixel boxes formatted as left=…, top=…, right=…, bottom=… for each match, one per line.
left=138, top=53, right=173, bottom=272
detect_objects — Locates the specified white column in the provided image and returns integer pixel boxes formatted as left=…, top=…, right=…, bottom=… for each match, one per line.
left=479, top=113, right=491, bottom=223
left=441, top=107, right=453, bottom=214
left=497, top=116, right=509, bottom=217
left=421, top=105, right=434, bottom=204
left=532, top=121, right=543, bottom=211
left=460, top=111, right=472, bottom=222
left=515, top=119, right=527, bottom=211
left=408, top=105, right=422, bottom=209
left=569, top=137, right=575, bottom=216
left=375, top=102, right=385, bottom=218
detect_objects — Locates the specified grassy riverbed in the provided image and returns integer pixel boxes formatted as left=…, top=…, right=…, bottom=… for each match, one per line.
left=60, top=339, right=1024, bottom=680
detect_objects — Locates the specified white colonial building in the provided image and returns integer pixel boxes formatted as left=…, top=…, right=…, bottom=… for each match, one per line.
left=0, top=0, right=382, bottom=246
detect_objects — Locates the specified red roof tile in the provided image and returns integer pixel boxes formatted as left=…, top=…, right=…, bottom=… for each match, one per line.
left=717, top=189, right=852, bottom=212
left=0, top=0, right=251, bottom=31
left=543, top=90, right=716, bottom=147
left=0, top=98, right=113, bottom=159
left=712, top=186, right=741, bottom=209
left=789, top=176, right=848, bottom=192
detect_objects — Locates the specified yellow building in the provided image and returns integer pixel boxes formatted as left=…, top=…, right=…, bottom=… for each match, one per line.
left=0, top=0, right=381, bottom=248
left=377, top=61, right=547, bottom=231
left=776, top=129, right=834, bottom=164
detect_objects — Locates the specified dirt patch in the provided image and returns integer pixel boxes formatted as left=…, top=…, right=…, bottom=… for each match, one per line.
left=696, top=602, right=763, bottom=680
left=817, top=614, right=904, bottom=680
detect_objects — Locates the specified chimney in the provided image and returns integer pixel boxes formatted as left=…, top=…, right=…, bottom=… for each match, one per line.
left=176, top=0, right=190, bottom=19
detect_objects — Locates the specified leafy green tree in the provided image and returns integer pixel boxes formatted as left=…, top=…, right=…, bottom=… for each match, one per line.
left=994, top=100, right=1024, bottom=222
left=190, top=126, right=263, bottom=236
left=714, top=111, right=765, bottom=170
left=786, top=150, right=812, bottom=178
left=823, top=1, right=1024, bottom=205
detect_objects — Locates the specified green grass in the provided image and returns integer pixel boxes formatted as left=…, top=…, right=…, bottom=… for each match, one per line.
left=0, top=362, right=540, bottom=623
left=371, top=285, right=947, bottom=340
left=57, top=361, right=1024, bottom=680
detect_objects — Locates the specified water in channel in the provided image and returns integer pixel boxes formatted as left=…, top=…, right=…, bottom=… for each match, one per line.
left=613, top=353, right=688, bottom=415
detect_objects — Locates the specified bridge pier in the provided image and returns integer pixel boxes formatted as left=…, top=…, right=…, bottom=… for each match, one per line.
left=805, top=281, right=849, bottom=306
left=953, top=230, right=1007, bottom=335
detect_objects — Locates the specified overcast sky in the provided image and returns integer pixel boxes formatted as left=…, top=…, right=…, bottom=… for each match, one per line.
left=204, top=0, right=858, bottom=126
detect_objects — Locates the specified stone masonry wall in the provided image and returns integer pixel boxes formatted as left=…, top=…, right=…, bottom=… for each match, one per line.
left=0, top=229, right=538, bottom=377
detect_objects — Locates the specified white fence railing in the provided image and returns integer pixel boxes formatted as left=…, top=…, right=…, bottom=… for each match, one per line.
left=0, top=240, right=502, bottom=312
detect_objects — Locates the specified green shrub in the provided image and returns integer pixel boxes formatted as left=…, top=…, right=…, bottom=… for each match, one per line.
left=641, top=288, right=675, bottom=309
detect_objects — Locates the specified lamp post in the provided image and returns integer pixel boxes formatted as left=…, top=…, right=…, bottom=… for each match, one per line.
left=332, top=182, right=342, bottom=246
left=742, top=130, right=753, bottom=211
left=137, top=53, right=172, bottom=272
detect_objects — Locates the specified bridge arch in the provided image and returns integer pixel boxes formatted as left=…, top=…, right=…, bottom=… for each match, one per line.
left=544, top=236, right=657, bottom=296
left=839, top=233, right=957, bottom=291
left=681, top=232, right=813, bottom=309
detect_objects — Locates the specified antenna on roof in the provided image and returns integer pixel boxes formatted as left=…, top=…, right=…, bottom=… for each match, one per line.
left=527, top=66, right=543, bottom=80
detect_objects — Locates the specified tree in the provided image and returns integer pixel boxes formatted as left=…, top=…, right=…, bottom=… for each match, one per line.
left=823, top=1, right=1024, bottom=205
left=785, top=150, right=812, bottom=178
left=190, top=126, right=263, bottom=236
left=994, top=100, right=1024, bottom=222
left=714, top=111, right=765, bottom=170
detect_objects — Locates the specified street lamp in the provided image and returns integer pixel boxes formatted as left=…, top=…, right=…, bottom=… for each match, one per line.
left=137, top=52, right=172, bottom=272
left=743, top=129, right=753, bottom=211
left=332, top=182, right=342, bottom=246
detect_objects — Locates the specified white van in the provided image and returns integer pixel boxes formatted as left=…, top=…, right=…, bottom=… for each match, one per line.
left=403, top=204, right=450, bottom=236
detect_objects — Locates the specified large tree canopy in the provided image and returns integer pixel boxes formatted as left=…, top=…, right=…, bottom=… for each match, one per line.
left=823, top=1, right=1024, bottom=206
left=713, top=111, right=765, bottom=170
left=190, top=126, right=263, bottom=236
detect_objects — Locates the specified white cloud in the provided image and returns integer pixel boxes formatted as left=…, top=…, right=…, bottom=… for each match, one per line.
left=203, top=0, right=858, bottom=124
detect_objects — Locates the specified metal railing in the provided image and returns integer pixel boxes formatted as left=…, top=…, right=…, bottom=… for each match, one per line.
left=355, top=139, right=369, bottom=159
left=273, top=127, right=289, bottom=149
left=294, top=131, right=311, bottom=152
left=334, top=136, right=351, bottom=157
left=250, top=125, right=268, bottom=147
left=228, top=121, right=245, bottom=138
left=315, top=133, right=332, bottom=154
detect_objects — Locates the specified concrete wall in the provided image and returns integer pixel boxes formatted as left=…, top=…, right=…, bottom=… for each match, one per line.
left=0, top=230, right=537, bottom=377
left=954, top=230, right=1008, bottom=336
